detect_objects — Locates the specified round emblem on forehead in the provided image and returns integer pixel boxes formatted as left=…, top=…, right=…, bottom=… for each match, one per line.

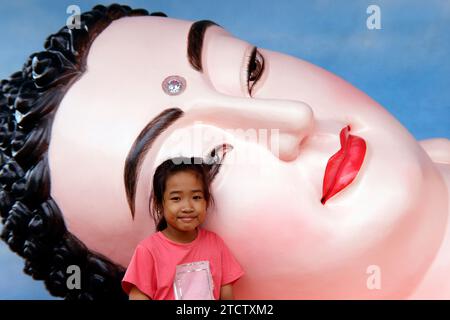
left=162, top=75, right=187, bottom=96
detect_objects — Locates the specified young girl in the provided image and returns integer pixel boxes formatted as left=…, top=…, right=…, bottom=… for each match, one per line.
left=121, top=157, right=244, bottom=300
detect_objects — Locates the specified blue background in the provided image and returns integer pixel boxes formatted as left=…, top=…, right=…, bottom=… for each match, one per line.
left=0, top=0, right=448, bottom=299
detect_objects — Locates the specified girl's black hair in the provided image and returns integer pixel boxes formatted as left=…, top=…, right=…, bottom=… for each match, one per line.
left=150, top=157, right=215, bottom=231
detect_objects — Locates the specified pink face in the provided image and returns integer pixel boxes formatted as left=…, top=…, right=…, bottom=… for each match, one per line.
left=47, top=16, right=448, bottom=298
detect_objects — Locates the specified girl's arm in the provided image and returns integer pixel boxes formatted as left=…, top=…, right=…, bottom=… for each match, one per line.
left=220, top=284, right=234, bottom=300
left=129, top=286, right=151, bottom=300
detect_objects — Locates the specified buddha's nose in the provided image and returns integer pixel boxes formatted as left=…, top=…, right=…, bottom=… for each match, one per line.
left=188, top=95, right=314, bottom=161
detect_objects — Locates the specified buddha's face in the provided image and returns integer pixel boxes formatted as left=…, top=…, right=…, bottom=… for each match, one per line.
left=47, top=16, right=448, bottom=298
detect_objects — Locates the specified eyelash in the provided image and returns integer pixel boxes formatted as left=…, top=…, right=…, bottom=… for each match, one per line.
left=244, top=47, right=265, bottom=96
left=170, top=196, right=203, bottom=201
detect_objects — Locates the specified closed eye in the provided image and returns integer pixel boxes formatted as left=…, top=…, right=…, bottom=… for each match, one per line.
left=245, top=46, right=265, bottom=96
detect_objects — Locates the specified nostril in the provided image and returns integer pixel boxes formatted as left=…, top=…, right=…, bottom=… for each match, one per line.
left=204, top=143, right=234, bottom=181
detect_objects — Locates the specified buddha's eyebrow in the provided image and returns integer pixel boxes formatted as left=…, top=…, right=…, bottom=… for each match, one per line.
left=187, top=20, right=220, bottom=72
left=124, top=108, right=184, bottom=218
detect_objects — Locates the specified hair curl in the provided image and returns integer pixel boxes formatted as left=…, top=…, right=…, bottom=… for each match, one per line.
left=0, top=3, right=168, bottom=300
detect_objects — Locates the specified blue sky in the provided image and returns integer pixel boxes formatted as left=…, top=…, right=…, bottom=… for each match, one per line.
left=0, top=0, right=448, bottom=299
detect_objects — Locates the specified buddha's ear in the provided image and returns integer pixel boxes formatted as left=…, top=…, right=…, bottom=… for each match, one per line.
left=419, top=138, right=450, bottom=165
left=203, top=143, right=233, bottom=181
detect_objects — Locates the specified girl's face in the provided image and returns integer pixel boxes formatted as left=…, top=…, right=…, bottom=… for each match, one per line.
left=162, top=170, right=207, bottom=233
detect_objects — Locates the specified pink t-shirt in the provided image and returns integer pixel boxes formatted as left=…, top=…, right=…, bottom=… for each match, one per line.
left=121, top=228, right=244, bottom=300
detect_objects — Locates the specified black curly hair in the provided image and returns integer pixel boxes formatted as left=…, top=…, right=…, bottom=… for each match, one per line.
left=0, top=4, right=169, bottom=300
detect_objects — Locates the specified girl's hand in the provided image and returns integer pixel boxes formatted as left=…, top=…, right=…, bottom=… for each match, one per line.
left=220, top=284, right=234, bottom=300
left=129, top=286, right=151, bottom=300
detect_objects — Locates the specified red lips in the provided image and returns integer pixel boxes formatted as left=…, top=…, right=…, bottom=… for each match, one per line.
left=321, top=125, right=366, bottom=204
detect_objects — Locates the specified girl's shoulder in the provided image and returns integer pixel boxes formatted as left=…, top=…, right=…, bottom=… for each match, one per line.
left=137, top=231, right=164, bottom=250
left=199, top=228, right=225, bottom=246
